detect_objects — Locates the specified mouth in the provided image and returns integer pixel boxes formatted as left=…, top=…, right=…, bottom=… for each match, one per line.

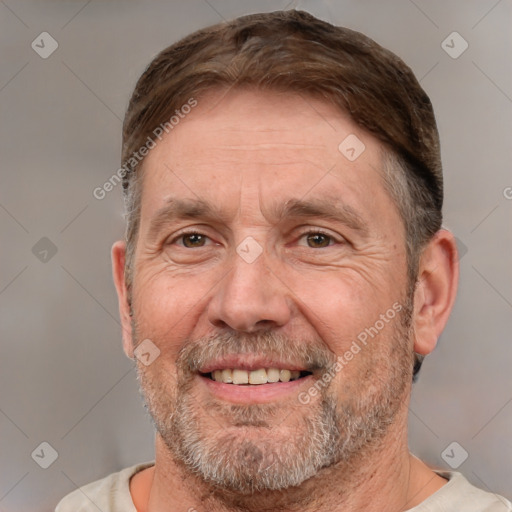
left=197, top=367, right=315, bottom=404
left=200, top=368, right=313, bottom=385
left=195, top=355, right=320, bottom=404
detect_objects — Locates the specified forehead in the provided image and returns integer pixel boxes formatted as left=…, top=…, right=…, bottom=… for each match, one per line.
left=138, top=87, right=391, bottom=223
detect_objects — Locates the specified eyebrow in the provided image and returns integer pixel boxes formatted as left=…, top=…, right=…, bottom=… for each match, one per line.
left=146, top=198, right=223, bottom=242
left=146, top=196, right=369, bottom=241
left=272, top=198, right=369, bottom=235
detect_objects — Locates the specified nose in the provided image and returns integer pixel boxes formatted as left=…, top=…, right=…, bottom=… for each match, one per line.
left=207, top=248, right=291, bottom=333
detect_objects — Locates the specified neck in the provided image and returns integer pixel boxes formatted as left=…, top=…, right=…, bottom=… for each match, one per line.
left=143, top=407, right=445, bottom=512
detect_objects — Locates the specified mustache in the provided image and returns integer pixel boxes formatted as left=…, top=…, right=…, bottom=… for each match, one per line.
left=177, top=331, right=336, bottom=374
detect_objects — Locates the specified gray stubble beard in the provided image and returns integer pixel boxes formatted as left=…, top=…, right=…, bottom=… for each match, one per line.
left=134, top=304, right=414, bottom=497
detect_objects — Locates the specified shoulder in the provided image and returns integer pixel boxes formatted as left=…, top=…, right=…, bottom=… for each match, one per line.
left=55, top=462, right=155, bottom=512
left=412, top=471, right=512, bottom=512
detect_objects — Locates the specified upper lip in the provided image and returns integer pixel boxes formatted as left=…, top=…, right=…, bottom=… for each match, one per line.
left=198, top=355, right=309, bottom=374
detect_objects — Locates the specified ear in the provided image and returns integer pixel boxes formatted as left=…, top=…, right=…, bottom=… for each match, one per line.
left=412, top=229, right=459, bottom=356
left=111, top=240, right=135, bottom=359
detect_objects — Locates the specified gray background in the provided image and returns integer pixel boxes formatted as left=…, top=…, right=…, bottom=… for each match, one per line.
left=1, top=1, right=511, bottom=510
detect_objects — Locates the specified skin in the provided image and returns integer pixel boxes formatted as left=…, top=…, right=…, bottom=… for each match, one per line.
left=112, top=87, right=459, bottom=511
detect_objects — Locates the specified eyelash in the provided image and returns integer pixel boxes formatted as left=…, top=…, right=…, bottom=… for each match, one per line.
left=300, top=228, right=337, bottom=244
left=170, top=230, right=214, bottom=247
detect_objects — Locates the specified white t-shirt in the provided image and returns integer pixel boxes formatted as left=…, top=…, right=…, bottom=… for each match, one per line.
left=55, top=462, right=512, bottom=512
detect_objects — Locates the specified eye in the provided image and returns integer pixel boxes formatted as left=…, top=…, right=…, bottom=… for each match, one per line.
left=297, top=230, right=339, bottom=249
left=305, top=233, right=331, bottom=248
left=176, top=232, right=210, bottom=248
left=163, top=229, right=220, bottom=264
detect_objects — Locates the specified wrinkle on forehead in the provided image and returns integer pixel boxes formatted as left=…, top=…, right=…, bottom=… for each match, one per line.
left=215, top=143, right=327, bottom=153
left=139, top=88, right=387, bottom=234
left=235, top=158, right=343, bottom=224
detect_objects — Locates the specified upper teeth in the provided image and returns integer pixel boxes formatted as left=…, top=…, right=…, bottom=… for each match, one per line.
left=211, top=368, right=302, bottom=385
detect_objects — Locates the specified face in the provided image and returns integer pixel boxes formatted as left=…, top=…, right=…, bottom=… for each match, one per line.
left=128, top=88, right=414, bottom=493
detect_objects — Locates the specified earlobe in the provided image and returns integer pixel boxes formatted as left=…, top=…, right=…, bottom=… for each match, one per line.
left=111, top=240, right=135, bottom=359
left=412, top=229, right=459, bottom=356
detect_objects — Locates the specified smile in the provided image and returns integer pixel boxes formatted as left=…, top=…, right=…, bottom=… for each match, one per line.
left=203, top=368, right=312, bottom=385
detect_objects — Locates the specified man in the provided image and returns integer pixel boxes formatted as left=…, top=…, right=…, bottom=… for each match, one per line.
left=56, top=9, right=511, bottom=512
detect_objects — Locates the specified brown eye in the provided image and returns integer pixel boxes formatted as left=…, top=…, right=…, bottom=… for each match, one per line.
left=306, top=233, right=331, bottom=248
left=182, top=233, right=207, bottom=248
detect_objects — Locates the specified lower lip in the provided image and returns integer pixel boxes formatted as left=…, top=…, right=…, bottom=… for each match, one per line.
left=198, top=374, right=314, bottom=404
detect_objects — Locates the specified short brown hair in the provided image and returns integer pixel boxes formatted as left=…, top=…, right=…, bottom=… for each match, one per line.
left=121, top=9, right=443, bottom=379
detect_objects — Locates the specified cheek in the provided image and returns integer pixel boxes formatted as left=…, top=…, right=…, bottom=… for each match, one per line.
left=290, top=269, right=396, bottom=352
left=131, top=270, right=206, bottom=356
